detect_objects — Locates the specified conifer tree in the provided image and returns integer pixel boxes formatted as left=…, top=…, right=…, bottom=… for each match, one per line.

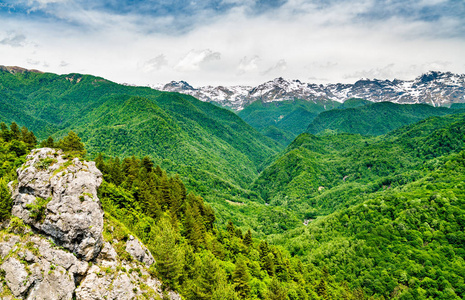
left=0, top=122, right=10, bottom=141
left=243, top=229, right=253, bottom=247
left=0, top=179, right=12, bottom=221
left=9, top=122, right=21, bottom=140
left=41, top=136, right=55, bottom=148
left=232, top=257, right=251, bottom=299
left=152, top=216, right=184, bottom=289
left=58, top=131, right=86, bottom=156
left=20, top=126, right=36, bottom=147
left=266, top=277, right=287, bottom=300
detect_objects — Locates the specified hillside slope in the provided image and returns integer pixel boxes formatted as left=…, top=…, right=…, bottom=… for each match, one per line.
left=307, top=102, right=458, bottom=136
left=0, top=67, right=281, bottom=211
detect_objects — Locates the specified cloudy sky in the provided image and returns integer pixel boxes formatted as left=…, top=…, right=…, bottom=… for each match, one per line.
left=0, top=0, right=464, bottom=87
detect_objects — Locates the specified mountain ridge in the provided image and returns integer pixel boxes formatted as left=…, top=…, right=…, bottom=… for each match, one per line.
left=155, top=71, right=465, bottom=110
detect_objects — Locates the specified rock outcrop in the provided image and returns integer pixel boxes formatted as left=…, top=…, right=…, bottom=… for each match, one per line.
left=11, top=148, right=104, bottom=261
left=0, top=148, right=180, bottom=300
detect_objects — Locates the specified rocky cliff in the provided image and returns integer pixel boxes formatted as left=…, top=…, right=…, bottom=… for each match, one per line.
left=0, top=148, right=180, bottom=300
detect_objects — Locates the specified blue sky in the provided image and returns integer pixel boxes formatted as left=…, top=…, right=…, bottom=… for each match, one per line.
left=0, top=0, right=464, bottom=86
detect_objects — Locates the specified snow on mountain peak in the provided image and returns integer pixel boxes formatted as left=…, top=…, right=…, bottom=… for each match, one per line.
left=153, top=71, right=465, bottom=111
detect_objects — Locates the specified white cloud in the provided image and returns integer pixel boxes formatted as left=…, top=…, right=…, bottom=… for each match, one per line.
left=140, top=55, right=168, bottom=72
left=261, top=59, right=287, bottom=75
left=174, top=49, right=221, bottom=72
left=237, top=56, right=260, bottom=75
left=0, top=0, right=464, bottom=87
left=0, top=32, right=27, bottom=47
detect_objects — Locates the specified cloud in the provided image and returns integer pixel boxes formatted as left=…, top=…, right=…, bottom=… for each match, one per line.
left=237, top=55, right=260, bottom=75
left=140, top=55, right=168, bottom=72
left=0, top=32, right=27, bottom=47
left=59, top=60, right=69, bottom=67
left=174, top=49, right=221, bottom=72
left=0, top=0, right=464, bottom=86
left=261, top=59, right=287, bottom=75
left=26, top=58, right=41, bottom=65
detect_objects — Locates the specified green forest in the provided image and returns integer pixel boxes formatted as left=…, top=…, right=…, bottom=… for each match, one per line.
left=1, top=68, right=465, bottom=299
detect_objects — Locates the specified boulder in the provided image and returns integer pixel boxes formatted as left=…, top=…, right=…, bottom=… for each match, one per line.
left=126, top=235, right=155, bottom=266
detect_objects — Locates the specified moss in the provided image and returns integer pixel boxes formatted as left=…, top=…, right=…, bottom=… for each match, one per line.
left=26, top=196, right=52, bottom=223
left=51, top=160, right=73, bottom=177
left=8, top=216, right=27, bottom=234
left=34, top=158, right=57, bottom=170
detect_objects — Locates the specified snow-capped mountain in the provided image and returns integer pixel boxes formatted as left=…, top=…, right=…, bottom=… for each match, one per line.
left=153, top=71, right=465, bottom=111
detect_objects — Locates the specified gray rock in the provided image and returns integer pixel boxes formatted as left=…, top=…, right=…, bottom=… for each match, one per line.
left=98, top=242, right=118, bottom=262
left=26, top=265, right=75, bottom=300
left=126, top=237, right=155, bottom=266
left=11, top=148, right=104, bottom=261
left=1, top=257, right=32, bottom=298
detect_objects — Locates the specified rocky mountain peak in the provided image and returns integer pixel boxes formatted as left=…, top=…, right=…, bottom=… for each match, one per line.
left=155, top=71, right=465, bottom=110
left=0, top=65, right=43, bottom=75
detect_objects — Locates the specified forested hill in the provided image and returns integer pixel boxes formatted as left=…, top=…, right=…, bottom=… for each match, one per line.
left=253, top=112, right=465, bottom=298
left=0, top=67, right=281, bottom=208
left=306, top=101, right=460, bottom=136
left=253, top=112, right=465, bottom=216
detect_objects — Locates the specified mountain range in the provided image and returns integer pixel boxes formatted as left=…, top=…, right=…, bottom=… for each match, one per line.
left=155, top=71, right=465, bottom=111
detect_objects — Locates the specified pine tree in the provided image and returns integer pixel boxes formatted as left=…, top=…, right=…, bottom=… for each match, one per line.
left=151, top=216, right=184, bottom=289
left=232, top=257, right=251, bottom=299
left=40, top=136, right=55, bottom=148
left=58, top=131, right=86, bottom=156
left=266, top=277, right=287, bottom=300
left=227, top=219, right=235, bottom=237
left=20, top=126, right=36, bottom=147
left=141, top=156, right=154, bottom=173
left=0, top=122, right=10, bottom=141
left=317, top=278, right=329, bottom=300
left=0, top=179, right=12, bottom=221
left=243, top=229, right=253, bottom=247
left=9, top=122, right=21, bottom=140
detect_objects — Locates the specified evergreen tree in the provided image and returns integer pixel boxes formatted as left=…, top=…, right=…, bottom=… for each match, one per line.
left=40, top=136, right=55, bottom=148
left=141, top=156, right=154, bottom=173
left=0, top=122, right=10, bottom=141
left=58, top=131, right=86, bottom=156
left=266, top=277, right=287, bottom=300
left=227, top=220, right=235, bottom=237
left=20, top=126, right=36, bottom=147
left=9, top=122, right=21, bottom=140
left=0, top=179, right=12, bottom=221
left=151, top=216, right=184, bottom=289
left=232, top=257, right=251, bottom=299
left=243, top=229, right=253, bottom=247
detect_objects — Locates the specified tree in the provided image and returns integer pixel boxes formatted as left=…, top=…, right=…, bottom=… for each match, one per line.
left=40, top=136, right=55, bottom=148
left=244, top=229, right=253, bottom=247
left=232, top=257, right=251, bottom=299
left=9, top=122, right=21, bottom=140
left=0, top=179, right=12, bottom=221
left=21, top=126, right=36, bottom=148
left=266, top=278, right=287, bottom=300
left=57, top=131, right=86, bottom=156
left=151, top=216, right=184, bottom=289
left=0, top=122, right=11, bottom=141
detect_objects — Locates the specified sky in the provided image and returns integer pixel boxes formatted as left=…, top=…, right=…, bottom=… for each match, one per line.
left=0, top=0, right=464, bottom=87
